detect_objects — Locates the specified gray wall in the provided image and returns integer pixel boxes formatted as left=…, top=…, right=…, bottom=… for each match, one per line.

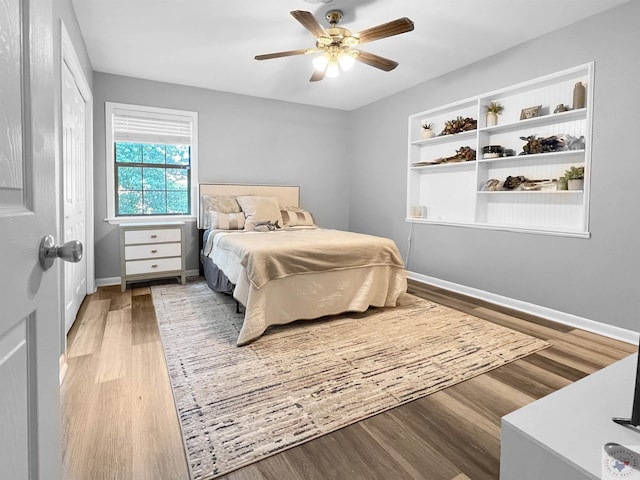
left=349, top=0, right=640, bottom=331
left=93, top=74, right=350, bottom=279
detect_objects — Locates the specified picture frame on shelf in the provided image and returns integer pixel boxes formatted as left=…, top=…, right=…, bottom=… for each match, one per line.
left=519, top=105, right=542, bottom=120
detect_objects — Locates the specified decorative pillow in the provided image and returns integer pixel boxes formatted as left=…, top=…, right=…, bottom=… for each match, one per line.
left=254, top=220, right=281, bottom=232
left=201, top=194, right=241, bottom=229
left=236, top=195, right=283, bottom=231
left=280, top=205, right=304, bottom=212
left=206, top=210, right=245, bottom=230
left=280, top=209, right=315, bottom=227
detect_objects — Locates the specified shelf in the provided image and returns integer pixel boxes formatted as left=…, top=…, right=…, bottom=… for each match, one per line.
left=479, top=108, right=587, bottom=135
left=477, top=149, right=585, bottom=164
left=405, top=217, right=591, bottom=239
left=477, top=189, right=583, bottom=195
left=411, top=129, right=476, bottom=146
left=411, top=161, right=476, bottom=172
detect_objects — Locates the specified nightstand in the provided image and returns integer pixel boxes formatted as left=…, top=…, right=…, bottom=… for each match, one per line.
left=120, top=222, right=185, bottom=292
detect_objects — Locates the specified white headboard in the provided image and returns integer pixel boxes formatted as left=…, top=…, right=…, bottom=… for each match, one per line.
left=198, top=183, right=300, bottom=229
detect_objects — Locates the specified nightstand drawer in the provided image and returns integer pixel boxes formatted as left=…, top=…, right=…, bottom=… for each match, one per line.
left=125, top=257, right=182, bottom=276
left=125, top=243, right=181, bottom=260
left=125, top=228, right=181, bottom=245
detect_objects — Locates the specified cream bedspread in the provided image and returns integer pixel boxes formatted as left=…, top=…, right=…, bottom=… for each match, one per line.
left=205, top=228, right=407, bottom=345
left=213, top=228, right=405, bottom=289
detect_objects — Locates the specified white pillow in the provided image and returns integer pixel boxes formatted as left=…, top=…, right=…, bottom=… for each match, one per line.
left=201, top=194, right=242, bottom=229
left=236, top=195, right=283, bottom=231
left=207, top=211, right=245, bottom=230
left=280, top=209, right=315, bottom=227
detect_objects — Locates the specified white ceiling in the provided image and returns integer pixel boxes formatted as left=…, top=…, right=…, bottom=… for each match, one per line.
left=72, top=0, right=629, bottom=111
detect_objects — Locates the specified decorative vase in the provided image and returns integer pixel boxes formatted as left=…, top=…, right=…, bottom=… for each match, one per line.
left=568, top=179, right=584, bottom=191
left=486, top=112, right=498, bottom=127
left=573, top=82, right=586, bottom=109
left=557, top=178, right=568, bottom=190
left=421, top=128, right=435, bottom=139
left=554, top=104, right=569, bottom=114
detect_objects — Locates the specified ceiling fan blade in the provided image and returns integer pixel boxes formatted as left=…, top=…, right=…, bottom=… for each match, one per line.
left=310, top=68, right=325, bottom=82
left=355, top=17, right=414, bottom=45
left=291, top=10, right=328, bottom=38
left=255, top=48, right=311, bottom=61
left=355, top=51, right=399, bottom=72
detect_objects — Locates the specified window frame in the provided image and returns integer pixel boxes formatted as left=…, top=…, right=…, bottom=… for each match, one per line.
left=105, top=102, right=198, bottom=224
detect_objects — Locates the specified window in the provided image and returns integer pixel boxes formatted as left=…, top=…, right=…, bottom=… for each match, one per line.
left=105, top=102, right=198, bottom=223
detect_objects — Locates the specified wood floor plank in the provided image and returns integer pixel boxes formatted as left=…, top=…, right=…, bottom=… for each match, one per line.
left=560, top=329, right=634, bottom=361
left=67, top=298, right=110, bottom=358
left=407, top=280, right=573, bottom=334
left=94, top=309, right=132, bottom=383
left=245, top=453, right=306, bottom=480
left=360, top=410, right=462, bottom=480
left=66, top=291, right=94, bottom=347
left=536, top=341, right=618, bottom=374
left=63, top=360, right=133, bottom=479
left=471, top=306, right=567, bottom=342
left=486, top=358, right=573, bottom=399
left=223, top=465, right=268, bottom=480
left=279, top=424, right=416, bottom=480
left=131, top=293, right=161, bottom=345
left=394, top=395, right=500, bottom=480
left=131, top=340, right=190, bottom=480
left=519, top=352, right=590, bottom=383
left=132, top=286, right=152, bottom=296
left=98, top=284, right=132, bottom=310
left=569, top=328, right=636, bottom=353
left=62, top=354, right=102, bottom=480
left=63, top=279, right=634, bottom=480
left=87, top=378, right=134, bottom=480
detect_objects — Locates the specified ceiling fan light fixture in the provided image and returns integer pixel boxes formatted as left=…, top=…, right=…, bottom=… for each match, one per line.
left=255, top=10, right=414, bottom=82
left=325, top=61, right=340, bottom=78
left=312, top=53, right=330, bottom=72
left=337, top=51, right=356, bottom=71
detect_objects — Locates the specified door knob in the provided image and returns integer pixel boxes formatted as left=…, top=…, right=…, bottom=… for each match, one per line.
left=39, top=235, right=83, bottom=270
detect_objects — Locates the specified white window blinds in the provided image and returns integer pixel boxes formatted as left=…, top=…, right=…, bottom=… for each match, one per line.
left=112, top=109, right=193, bottom=145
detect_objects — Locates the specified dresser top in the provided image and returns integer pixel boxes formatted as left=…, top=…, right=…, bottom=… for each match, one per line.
left=120, top=221, right=185, bottom=229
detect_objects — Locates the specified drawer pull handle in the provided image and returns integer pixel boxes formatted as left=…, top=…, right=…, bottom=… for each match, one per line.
left=150, top=234, right=158, bottom=239
left=151, top=264, right=158, bottom=268
left=151, top=249, right=158, bottom=254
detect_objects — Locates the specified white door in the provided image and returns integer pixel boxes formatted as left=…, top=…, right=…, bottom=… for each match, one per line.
left=62, top=61, right=87, bottom=333
left=0, top=0, right=61, bottom=478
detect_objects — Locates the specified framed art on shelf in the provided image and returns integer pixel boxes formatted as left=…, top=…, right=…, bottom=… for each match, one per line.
left=520, top=105, right=542, bottom=120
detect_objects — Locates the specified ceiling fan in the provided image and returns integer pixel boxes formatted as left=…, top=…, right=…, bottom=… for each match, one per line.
left=255, top=10, right=415, bottom=81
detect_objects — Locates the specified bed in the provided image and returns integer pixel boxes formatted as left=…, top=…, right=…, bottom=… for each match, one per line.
left=198, top=184, right=407, bottom=345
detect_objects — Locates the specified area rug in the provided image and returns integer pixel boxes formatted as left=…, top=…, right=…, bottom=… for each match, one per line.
left=152, top=280, right=550, bottom=480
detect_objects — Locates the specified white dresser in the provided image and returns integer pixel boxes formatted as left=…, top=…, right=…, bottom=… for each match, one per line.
left=501, top=354, right=638, bottom=480
left=120, top=221, right=185, bottom=292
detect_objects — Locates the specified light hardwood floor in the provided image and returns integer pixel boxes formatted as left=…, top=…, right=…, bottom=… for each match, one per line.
left=61, top=278, right=636, bottom=480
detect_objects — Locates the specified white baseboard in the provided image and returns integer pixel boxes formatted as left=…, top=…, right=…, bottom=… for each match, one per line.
left=408, top=271, right=638, bottom=345
left=96, top=276, right=120, bottom=287
left=96, top=270, right=201, bottom=288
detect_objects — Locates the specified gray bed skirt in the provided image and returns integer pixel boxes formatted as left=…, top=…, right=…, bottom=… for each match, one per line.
left=200, top=229, right=234, bottom=293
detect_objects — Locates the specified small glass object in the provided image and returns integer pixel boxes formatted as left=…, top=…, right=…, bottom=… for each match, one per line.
left=412, top=206, right=427, bottom=218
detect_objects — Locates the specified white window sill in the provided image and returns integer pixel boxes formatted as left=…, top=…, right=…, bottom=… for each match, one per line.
left=105, top=215, right=197, bottom=226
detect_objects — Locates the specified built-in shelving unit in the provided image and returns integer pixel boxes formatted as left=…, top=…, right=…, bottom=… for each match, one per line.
left=407, top=63, right=594, bottom=237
